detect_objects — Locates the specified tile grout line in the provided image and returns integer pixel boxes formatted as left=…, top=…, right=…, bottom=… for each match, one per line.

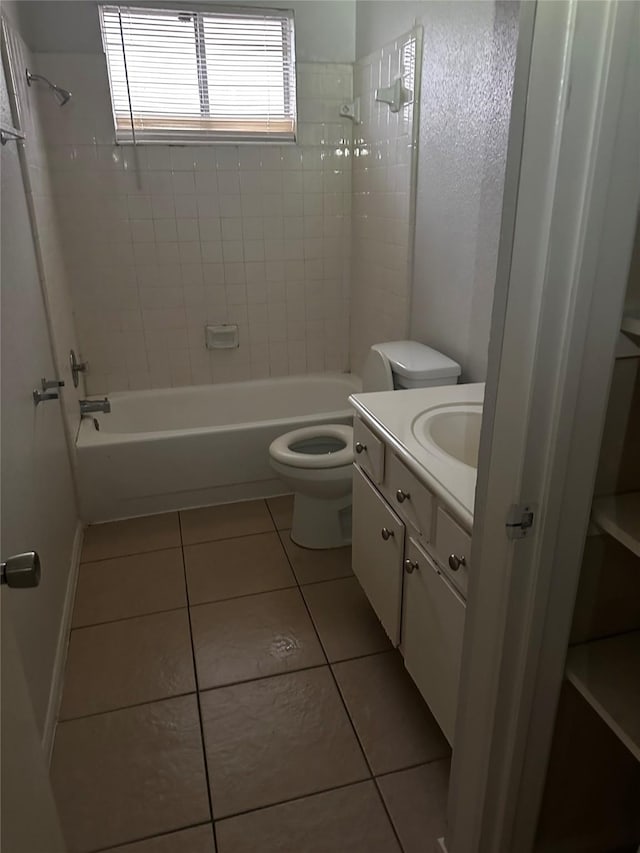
left=70, top=603, right=189, bottom=632
left=271, top=523, right=330, bottom=667
left=178, top=512, right=220, bottom=853
left=272, top=515, right=407, bottom=853
left=57, top=689, right=199, bottom=725
left=86, top=821, right=213, bottom=853
left=212, top=755, right=451, bottom=827
left=81, top=523, right=282, bottom=567
left=324, top=658, right=407, bottom=853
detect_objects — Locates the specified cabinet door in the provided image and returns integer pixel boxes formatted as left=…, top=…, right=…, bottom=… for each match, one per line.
left=402, top=538, right=466, bottom=744
left=352, top=465, right=405, bottom=645
left=385, top=451, right=434, bottom=542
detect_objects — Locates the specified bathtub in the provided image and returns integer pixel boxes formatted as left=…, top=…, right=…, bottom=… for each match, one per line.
left=76, top=372, right=362, bottom=522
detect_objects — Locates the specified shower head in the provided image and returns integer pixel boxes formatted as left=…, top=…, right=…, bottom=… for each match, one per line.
left=26, top=69, right=72, bottom=107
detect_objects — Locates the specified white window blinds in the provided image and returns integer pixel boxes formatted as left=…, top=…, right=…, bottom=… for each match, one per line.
left=99, top=5, right=297, bottom=144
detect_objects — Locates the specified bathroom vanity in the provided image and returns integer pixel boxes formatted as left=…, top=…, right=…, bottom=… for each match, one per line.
left=349, top=383, right=484, bottom=744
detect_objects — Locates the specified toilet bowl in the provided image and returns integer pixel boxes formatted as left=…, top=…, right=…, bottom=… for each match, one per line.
left=269, top=342, right=461, bottom=550
left=269, top=424, right=353, bottom=549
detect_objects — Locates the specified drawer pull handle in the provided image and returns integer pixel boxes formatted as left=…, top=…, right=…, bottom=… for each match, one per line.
left=381, top=527, right=394, bottom=541
left=448, top=554, right=466, bottom=572
left=355, top=441, right=366, bottom=454
left=396, top=489, right=410, bottom=503
left=404, top=559, right=419, bottom=574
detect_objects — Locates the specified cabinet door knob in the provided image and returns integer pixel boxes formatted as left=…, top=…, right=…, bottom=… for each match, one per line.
left=355, top=441, right=366, bottom=454
left=381, top=527, right=394, bottom=541
left=404, top=558, right=419, bottom=574
left=448, top=554, right=466, bottom=572
left=396, top=489, right=410, bottom=503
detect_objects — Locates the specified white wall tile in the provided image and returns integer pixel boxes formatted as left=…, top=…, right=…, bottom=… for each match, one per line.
left=38, top=55, right=353, bottom=391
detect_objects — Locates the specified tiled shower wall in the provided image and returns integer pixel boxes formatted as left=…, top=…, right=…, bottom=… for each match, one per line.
left=3, top=20, right=83, bottom=433
left=350, top=30, right=419, bottom=376
left=35, top=53, right=353, bottom=393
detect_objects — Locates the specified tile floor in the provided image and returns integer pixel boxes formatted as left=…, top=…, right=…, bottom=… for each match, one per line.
left=52, top=497, right=451, bottom=853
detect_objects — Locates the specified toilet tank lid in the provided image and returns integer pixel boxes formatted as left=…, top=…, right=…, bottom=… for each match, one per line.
left=372, top=341, right=461, bottom=380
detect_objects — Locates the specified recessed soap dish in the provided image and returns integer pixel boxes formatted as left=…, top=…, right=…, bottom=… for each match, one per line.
left=205, top=324, right=239, bottom=349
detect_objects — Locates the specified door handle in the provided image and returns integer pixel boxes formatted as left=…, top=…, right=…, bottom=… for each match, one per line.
left=1, top=551, right=41, bottom=587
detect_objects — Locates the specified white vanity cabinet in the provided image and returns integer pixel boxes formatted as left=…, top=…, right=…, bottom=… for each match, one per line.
left=352, top=466, right=405, bottom=645
left=351, top=413, right=469, bottom=744
left=403, top=538, right=466, bottom=743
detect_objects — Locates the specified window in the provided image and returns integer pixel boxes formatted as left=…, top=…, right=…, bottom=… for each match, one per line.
left=99, top=5, right=297, bottom=144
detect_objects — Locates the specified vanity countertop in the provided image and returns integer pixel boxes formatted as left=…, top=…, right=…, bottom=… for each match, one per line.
left=349, top=382, right=485, bottom=531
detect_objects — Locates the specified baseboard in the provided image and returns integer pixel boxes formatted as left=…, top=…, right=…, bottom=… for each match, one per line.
left=42, top=520, right=84, bottom=763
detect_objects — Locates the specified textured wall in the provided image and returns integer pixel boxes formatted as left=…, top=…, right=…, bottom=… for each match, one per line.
left=35, top=52, right=353, bottom=393
left=350, top=28, right=420, bottom=375
left=356, top=1, right=519, bottom=382
left=410, top=1, right=519, bottom=381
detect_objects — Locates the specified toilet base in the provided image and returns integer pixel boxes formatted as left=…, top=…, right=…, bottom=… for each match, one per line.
left=291, top=493, right=352, bottom=549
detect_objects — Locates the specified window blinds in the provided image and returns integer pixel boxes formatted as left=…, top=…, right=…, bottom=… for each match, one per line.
left=99, top=5, right=297, bottom=143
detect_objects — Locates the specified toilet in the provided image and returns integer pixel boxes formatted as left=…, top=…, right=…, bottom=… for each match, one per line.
left=268, top=341, right=461, bottom=549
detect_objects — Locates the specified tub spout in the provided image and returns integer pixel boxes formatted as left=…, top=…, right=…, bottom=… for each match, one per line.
left=80, top=398, right=111, bottom=415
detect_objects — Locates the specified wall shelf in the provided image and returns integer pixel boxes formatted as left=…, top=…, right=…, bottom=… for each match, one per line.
left=566, top=631, right=640, bottom=762
left=591, top=492, right=640, bottom=558
left=621, top=308, right=640, bottom=337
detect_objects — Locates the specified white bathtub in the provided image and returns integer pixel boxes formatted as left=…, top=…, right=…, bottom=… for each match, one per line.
left=76, top=372, right=361, bottom=522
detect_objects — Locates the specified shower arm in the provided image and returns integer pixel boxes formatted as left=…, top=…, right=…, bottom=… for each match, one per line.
left=25, top=69, right=72, bottom=106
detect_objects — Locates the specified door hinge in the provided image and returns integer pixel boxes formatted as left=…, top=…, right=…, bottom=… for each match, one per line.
left=506, top=504, right=535, bottom=540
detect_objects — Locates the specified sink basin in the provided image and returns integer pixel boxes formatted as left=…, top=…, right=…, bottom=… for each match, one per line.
left=412, top=404, right=483, bottom=469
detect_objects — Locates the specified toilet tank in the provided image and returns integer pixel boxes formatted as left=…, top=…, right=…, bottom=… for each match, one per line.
left=372, top=341, right=461, bottom=390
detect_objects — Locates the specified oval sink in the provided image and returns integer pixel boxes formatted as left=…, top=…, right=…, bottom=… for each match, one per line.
left=412, top=404, right=483, bottom=469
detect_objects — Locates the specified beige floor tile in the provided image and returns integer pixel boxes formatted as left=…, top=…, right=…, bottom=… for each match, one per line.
left=265, top=494, right=294, bottom=530
left=377, top=760, right=451, bottom=853
left=51, top=695, right=209, bottom=853
left=302, top=577, right=391, bottom=661
left=60, top=610, right=195, bottom=719
left=215, top=781, right=400, bottom=853
left=281, top=533, right=353, bottom=585
left=333, top=652, right=451, bottom=775
left=191, top=588, right=325, bottom=690
left=184, top=533, right=295, bottom=605
left=72, top=549, right=186, bottom=627
left=200, top=668, right=369, bottom=818
left=180, top=500, right=273, bottom=545
left=105, top=824, right=216, bottom=853
left=82, top=513, right=181, bottom=562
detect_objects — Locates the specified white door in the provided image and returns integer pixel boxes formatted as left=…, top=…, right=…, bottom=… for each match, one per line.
left=447, top=2, right=640, bottom=851
left=1, top=31, right=73, bottom=852
left=1, top=598, right=67, bottom=852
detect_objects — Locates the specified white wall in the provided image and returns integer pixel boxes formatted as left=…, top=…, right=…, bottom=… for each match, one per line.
left=356, top=1, right=519, bottom=381
left=17, top=0, right=356, bottom=62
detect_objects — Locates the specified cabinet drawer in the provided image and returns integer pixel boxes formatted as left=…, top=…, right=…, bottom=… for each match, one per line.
left=385, top=452, right=434, bottom=541
left=402, top=537, right=466, bottom=744
left=353, top=417, right=385, bottom=484
left=352, top=465, right=404, bottom=645
left=434, top=507, right=471, bottom=597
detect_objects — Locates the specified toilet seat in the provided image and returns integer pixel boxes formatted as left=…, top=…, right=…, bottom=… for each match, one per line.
left=269, top=424, right=354, bottom=469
